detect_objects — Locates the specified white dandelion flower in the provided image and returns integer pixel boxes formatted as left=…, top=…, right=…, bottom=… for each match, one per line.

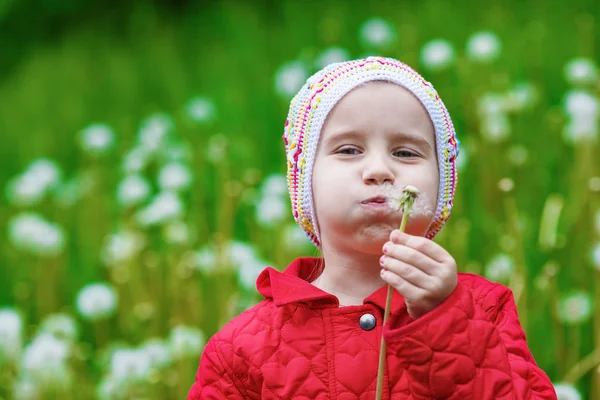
left=478, top=93, right=510, bottom=116
left=557, top=291, right=593, bottom=325
left=498, top=178, right=515, bottom=192
left=381, top=183, right=433, bottom=217
left=157, top=162, right=192, bottom=192
left=122, top=146, right=151, bottom=174
left=27, top=159, right=61, bottom=189
left=109, top=348, right=151, bottom=383
left=275, top=60, right=309, bottom=98
left=261, top=174, right=288, bottom=197
left=141, top=338, right=172, bottom=369
left=553, top=382, right=582, bottom=400
left=420, top=39, right=455, bottom=71
left=76, top=283, right=118, bottom=321
left=101, top=230, right=145, bottom=266
left=506, top=83, right=539, bottom=111
left=0, top=308, right=22, bottom=363
left=169, top=325, right=205, bottom=360
left=481, top=113, right=511, bottom=142
left=194, top=246, right=216, bottom=273
left=186, top=96, right=216, bottom=123
left=238, top=258, right=267, bottom=290
left=564, top=90, right=599, bottom=118
left=116, top=174, right=151, bottom=208
left=563, top=116, right=598, bottom=144
left=78, top=123, right=115, bottom=156
left=466, top=31, right=501, bottom=63
left=8, top=213, right=65, bottom=257
left=137, top=113, right=173, bottom=153
left=359, top=17, right=396, bottom=48
left=22, top=333, right=71, bottom=387
left=564, top=58, right=598, bottom=86
left=6, top=173, right=47, bottom=206
left=228, top=241, right=258, bottom=266
left=135, top=191, right=184, bottom=227
left=315, top=47, right=350, bottom=70
left=38, top=313, right=78, bottom=342
left=484, top=254, right=515, bottom=283
left=256, top=195, right=288, bottom=227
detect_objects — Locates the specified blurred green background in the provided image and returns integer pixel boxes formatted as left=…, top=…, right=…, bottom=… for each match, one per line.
left=1, top=0, right=599, bottom=399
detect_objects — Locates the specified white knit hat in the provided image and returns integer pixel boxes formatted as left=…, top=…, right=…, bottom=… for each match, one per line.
left=283, top=56, right=459, bottom=247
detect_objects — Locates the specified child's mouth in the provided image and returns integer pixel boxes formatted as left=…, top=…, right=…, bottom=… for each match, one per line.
left=361, top=196, right=390, bottom=209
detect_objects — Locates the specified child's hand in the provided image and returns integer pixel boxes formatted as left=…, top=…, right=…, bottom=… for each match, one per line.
left=379, top=230, right=457, bottom=320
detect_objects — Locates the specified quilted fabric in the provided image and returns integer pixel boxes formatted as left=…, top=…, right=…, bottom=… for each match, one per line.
left=189, top=258, right=557, bottom=399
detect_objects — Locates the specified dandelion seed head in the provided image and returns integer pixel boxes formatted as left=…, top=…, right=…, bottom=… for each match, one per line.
left=122, top=146, right=151, bottom=173
left=553, top=382, right=582, bottom=400
left=38, top=313, right=78, bottom=342
left=420, top=39, right=455, bottom=71
left=186, top=96, right=216, bottom=123
left=256, top=195, right=288, bottom=227
left=158, top=163, right=192, bottom=192
left=194, top=246, right=217, bottom=273
left=564, top=58, right=598, bottom=86
left=359, top=18, right=397, bottom=48
left=382, top=183, right=432, bottom=217
left=141, top=338, right=172, bottom=369
left=466, top=31, right=501, bottom=62
left=101, top=230, right=145, bottom=266
left=484, top=254, right=515, bottom=283
left=0, top=308, right=22, bottom=363
left=275, top=61, right=309, bottom=99
left=557, top=291, right=593, bottom=325
left=12, top=377, right=39, bottom=400
left=8, top=213, right=65, bottom=257
left=22, top=333, right=71, bottom=387
left=498, top=178, right=514, bottom=192
left=79, top=123, right=116, bottom=156
left=315, top=47, right=350, bottom=70
left=135, top=191, right=184, bottom=227
left=564, top=90, right=599, bottom=118
left=116, top=174, right=151, bottom=208
left=169, top=325, right=205, bottom=360
left=109, top=348, right=152, bottom=384
left=138, top=113, right=173, bottom=152
left=76, top=283, right=118, bottom=321
left=163, top=220, right=191, bottom=245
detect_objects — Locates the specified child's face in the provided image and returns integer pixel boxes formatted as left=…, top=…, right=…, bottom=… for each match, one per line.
left=312, top=81, right=439, bottom=254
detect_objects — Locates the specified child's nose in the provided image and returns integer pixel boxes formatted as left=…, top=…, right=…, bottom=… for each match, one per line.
left=362, top=155, right=395, bottom=185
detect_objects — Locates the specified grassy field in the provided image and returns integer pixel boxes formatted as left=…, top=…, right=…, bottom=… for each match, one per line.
left=0, top=1, right=599, bottom=398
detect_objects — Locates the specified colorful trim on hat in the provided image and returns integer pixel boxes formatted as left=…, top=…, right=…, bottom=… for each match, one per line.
left=283, top=56, right=459, bottom=247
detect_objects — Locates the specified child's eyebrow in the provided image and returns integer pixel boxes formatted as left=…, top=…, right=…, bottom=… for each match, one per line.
left=324, top=130, right=433, bottom=150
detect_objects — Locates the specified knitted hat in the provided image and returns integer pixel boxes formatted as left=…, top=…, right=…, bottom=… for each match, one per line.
left=282, top=56, right=459, bottom=247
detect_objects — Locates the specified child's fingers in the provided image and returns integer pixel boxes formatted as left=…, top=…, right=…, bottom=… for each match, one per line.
left=383, top=242, right=437, bottom=276
left=380, top=268, right=426, bottom=300
left=380, top=255, right=431, bottom=289
left=390, top=231, right=449, bottom=264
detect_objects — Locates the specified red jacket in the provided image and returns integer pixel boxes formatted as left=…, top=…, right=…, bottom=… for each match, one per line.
left=189, top=258, right=556, bottom=399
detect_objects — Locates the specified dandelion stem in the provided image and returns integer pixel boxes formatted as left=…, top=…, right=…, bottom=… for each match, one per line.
left=563, top=346, right=600, bottom=384
left=376, top=187, right=417, bottom=400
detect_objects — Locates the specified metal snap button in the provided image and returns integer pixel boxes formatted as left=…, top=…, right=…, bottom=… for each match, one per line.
left=359, top=313, right=376, bottom=331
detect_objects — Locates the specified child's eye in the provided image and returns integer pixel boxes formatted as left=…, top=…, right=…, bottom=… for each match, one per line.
left=338, top=147, right=361, bottom=155
left=394, top=149, right=418, bottom=158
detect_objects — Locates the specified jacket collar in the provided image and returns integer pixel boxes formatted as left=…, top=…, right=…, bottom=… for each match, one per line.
left=256, top=257, right=406, bottom=313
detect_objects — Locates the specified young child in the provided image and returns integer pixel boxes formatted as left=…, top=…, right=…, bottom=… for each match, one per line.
left=188, top=56, right=556, bottom=399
